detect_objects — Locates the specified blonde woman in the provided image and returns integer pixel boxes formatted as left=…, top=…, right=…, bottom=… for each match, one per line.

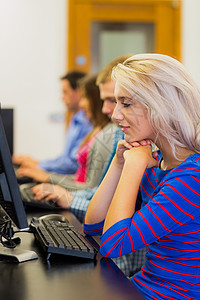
left=83, top=54, right=200, bottom=299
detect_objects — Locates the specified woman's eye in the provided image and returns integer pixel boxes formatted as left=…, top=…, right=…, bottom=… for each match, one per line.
left=122, top=103, right=130, bottom=107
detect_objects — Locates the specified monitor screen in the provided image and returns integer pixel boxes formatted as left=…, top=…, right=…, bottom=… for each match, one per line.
left=1, top=108, right=14, bottom=156
left=0, top=111, right=28, bottom=231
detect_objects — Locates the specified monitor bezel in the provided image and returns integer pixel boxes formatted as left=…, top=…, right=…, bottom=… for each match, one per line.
left=0, top=111, right=28, bottom=231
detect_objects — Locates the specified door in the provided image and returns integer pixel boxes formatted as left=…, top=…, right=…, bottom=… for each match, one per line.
left=67, top=0, right=181, bottom=73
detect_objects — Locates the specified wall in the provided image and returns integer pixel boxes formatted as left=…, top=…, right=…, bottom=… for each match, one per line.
left=0, top=0, right=199, bottom=159
left=182, top=0, right=200, bottom=88
left=0, top=0, right=67, bottom=160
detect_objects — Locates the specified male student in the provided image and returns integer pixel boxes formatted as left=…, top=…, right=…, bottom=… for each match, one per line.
left=13, top=71, right=92, bottom=175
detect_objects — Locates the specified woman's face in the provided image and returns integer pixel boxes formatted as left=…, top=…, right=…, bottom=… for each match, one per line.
left=79, top=96, right=92, bottom=120
left=112, top=82, right=155, bottom=144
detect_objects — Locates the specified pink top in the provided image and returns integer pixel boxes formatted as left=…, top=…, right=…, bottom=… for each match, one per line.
left=75, top=130, right=100, bottom=183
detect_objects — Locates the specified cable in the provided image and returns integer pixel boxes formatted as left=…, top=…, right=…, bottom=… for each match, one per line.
left=0, top=219, right=21, bottom=248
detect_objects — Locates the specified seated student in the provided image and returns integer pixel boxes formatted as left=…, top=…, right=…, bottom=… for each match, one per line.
left=28, top=55, right=129, bottom=210
left=19, top=74, right=112, bottom=191
left=31, top=57, right=127, bottom=209
left=13, top=71, right=92, bottom=175
left=31, top=55, right=147, bottom=278
left=83, top=54, right=200, bottom=299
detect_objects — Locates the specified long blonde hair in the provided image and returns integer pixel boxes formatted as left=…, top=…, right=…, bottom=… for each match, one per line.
left=112, top=53, right=200, bottom=156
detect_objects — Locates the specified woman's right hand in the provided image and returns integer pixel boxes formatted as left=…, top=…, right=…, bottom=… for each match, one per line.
left=115, top=139, right=133, bottom=166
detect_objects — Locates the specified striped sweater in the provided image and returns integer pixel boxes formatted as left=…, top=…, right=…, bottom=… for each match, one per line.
left=83, top=152, right=200, bottom=299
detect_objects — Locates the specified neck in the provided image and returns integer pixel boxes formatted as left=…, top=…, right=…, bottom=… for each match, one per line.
left=156, top=139, right=196, bottom=171
left=72, top=107, right=80, bottom=114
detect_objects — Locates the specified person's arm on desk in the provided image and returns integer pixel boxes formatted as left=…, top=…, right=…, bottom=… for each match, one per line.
left=32, top=183, right=74, bottom=209
left=83, top=140, right=157, bottom=235
left=16, top=166, right=50, bottom=182
left=83, top=139, right=150, bottom=225
left=12, top=154, right=38, bottom=167
left=32, top=183, right=97, bottom=223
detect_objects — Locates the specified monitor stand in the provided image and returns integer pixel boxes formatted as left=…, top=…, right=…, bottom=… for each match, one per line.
left=0, top=245, right=38, bottom=263
left=0, top=219, right=38, bottom=263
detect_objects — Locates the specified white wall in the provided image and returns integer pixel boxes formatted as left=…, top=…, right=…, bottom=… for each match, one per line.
left=0, top=0, right=199, bottom=160
left=182, top=0, right=200, bottom=88
left=0, top=0, right=67, bottom=160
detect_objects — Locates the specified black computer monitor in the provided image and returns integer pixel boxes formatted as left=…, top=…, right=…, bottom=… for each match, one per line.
left=1, top=108, right=14, bottom=155
left=0, top=111, right=38, bottom=262
left=0, top=111, right=28, bottom=232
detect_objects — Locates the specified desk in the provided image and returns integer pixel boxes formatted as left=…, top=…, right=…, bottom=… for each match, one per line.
left=0, top=210, right=145, bottom=300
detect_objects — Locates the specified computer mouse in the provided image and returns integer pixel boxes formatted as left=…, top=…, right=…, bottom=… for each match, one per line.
left=38, top=214, right=68, bottom=223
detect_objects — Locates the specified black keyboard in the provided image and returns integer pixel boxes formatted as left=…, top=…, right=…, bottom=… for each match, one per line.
left=17, top=176, right=33, bottom=185
left=30, top=214, right=98, bottom=260
left=14, top=164, right=34, bottom=184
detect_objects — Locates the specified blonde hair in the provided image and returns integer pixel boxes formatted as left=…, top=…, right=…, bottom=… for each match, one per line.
left=96, top=55, right=132, bottom=86
left=112, top=53, right=200, bottom=156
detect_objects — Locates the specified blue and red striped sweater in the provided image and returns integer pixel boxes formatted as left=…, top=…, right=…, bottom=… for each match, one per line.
left=83, top=152, right=200, bottom=299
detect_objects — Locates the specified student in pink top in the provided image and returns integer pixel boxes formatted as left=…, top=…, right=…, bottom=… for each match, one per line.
left=74, top=74, right=108, bottom=183
left=19, top=74, right=111, bottom=188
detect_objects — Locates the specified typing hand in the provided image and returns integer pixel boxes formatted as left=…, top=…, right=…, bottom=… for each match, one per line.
left=12, top=154, right=38, bottom=166
left=16, top=166, right=49, bottom=182
left=32, top=184, right=74, bottom=209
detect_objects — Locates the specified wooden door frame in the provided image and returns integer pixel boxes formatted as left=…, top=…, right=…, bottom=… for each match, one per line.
left=67, top=0, right=181, bottom=72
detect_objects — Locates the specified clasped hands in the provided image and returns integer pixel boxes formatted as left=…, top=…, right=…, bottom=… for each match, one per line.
left=115, top=139, right=159, bottom=169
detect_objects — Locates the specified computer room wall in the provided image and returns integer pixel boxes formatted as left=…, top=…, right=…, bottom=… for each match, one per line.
left=0, top=0, right=199, bottom=160
left=182, top=0, right=200, bottom=88
left=0, top=0, right=67, bottom=160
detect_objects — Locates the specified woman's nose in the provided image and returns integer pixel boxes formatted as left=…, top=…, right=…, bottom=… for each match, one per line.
left=111, top=104, right=123, bottom=123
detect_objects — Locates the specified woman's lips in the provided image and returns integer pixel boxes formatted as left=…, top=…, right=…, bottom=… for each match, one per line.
left=119, top=124, right=130, bottom=132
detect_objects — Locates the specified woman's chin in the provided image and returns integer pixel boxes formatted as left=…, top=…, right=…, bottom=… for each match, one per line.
left=124, top=135, right=137, bottom=144
left=125, top=135, right=147, bottom=144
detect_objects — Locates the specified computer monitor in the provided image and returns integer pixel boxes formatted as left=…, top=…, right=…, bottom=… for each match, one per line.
left=1, top=108, right=14, bottom=156
left=0, top=110, right=38, bottom=262
left=0, top=110, right=28, bottom=233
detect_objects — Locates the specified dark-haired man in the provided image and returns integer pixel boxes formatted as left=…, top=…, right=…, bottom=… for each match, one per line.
left=13, top=71, right=92, bottom=175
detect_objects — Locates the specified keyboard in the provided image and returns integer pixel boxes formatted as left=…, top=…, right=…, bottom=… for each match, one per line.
left=13, top=164, right=34, bottom=184
left=20, top=185, right=60, bottom=210
left=30, top=214, right=98, bottom=260
left=17, top=176, right=33, bottom=185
